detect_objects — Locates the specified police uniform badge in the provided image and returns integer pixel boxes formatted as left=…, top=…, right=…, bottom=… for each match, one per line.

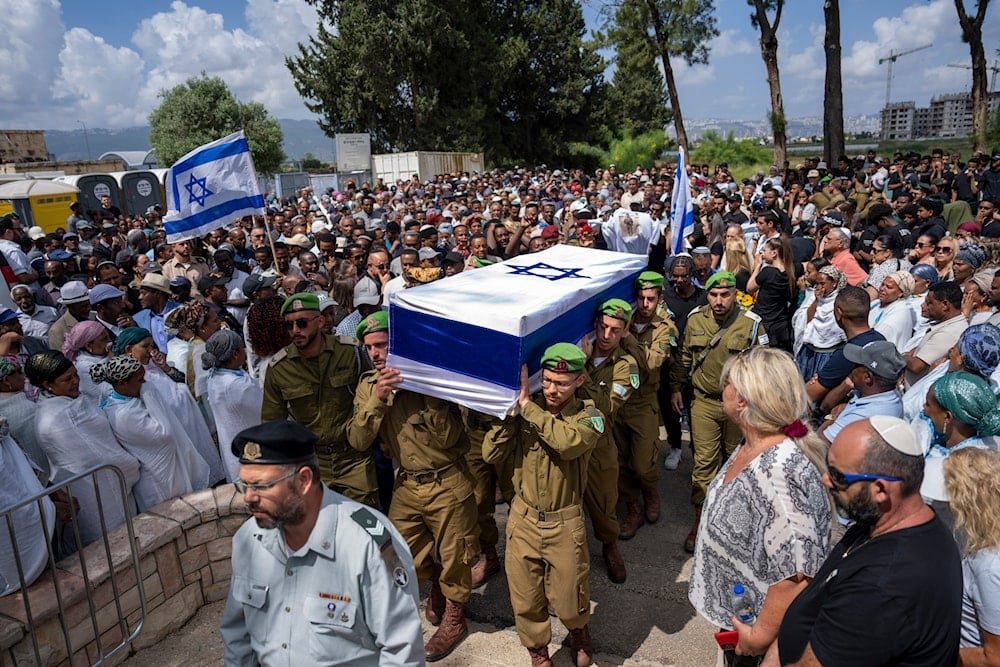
left=392, top=566, right=409, bottom=587
left=243, top=441, right=262, bottom=461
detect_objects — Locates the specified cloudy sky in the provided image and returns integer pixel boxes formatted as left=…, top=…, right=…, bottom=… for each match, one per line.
left=0, top=0, right=996, bottom=131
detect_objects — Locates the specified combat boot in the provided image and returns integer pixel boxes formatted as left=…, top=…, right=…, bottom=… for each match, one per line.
left=642, top=486, right=661, bottom=524
left=424, top=599, right=468, bottom=662
left=426, top=574, right=446, bottom=626
left=602, top=541, right=627, bottom=583
left=568, top=624, right=594, bottom=667
left=470, top=545, right=501, bottom=588
left=618, top=501, right=644, bottom=540
left=684, top=505, right=703, bottom=553
left=527, top=646, right=553, bottom=667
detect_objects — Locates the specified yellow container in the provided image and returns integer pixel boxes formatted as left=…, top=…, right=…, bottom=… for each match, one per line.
left=0, top=180, right=80, bottom=233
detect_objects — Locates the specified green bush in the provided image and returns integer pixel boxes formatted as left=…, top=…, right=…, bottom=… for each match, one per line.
left=691, top=130, right=772, bottom=168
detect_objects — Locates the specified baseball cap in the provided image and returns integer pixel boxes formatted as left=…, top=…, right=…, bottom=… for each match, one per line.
left=353, top=278, right=381, bottom=307
left=169, top=276, right=192, bottom=289
left=417, top=247, right=439, bottom=262
left=48, top=249, right=73, bottom=261
left=242, top=273, right=277, bottom=298
left=88, top=284, right=124, bottom=305
left=58, top=281, right=90, bottom=304
left=0, top=307, right=18, bottom=325
left=197, top=273, right=228, bottom=293
left=442, top=251, right=464, bottom=265
left=27, top=226, right=45, bottom=241
left=842, top=341, right=904, bottom=381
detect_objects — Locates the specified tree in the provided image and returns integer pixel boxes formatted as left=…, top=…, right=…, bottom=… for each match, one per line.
left=636, top=0, right=718, bottom=154
left=822, top=0, right=844, bottom=165
left=288, top=0, right=606, bottom=165
left=602, top=1, right=671, bottom=136
left=148, top=75, right=285, bottom=174
left=749, top=0, right=786, bottom=168
left=954, top=0, right=993, bottom=153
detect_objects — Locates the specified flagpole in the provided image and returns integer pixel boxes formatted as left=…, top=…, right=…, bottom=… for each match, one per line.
left=261, top=215, right=284, bottom=277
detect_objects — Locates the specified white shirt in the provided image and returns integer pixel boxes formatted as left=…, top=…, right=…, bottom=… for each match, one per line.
left=602, top=210, right=661, bottom=255
left=206, top=368, right=262, bottom=483
left=869, top=299, right=915, bottom=350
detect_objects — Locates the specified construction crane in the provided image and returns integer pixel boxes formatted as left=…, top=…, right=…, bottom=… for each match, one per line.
left=879, top=44, right=933, bottom=108
left=947, top=60, right=1000, bottom=93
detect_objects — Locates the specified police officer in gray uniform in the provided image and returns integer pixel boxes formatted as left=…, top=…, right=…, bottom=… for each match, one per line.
left=220, top=420, right=424, bottom=666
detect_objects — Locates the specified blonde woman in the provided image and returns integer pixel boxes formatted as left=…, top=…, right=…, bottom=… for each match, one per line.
left=933, top=236, right=960, bottom=282
left=943, top=447, right=1000, bottom=664
left=689, top=347, right=832, bottom=664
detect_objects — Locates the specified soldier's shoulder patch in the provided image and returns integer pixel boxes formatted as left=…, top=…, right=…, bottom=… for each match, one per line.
left=350, top=507, right=391, bottom=552
left=628, top=363, right=640, bottom=389
left=579, top=406, right=605, bottom=434
left=269, top=348, right=288, bottom=365
left=758, top=333, right=770, bottom=346
left=612, top=382, right=628, bottom=398
left=337, top=334, right=359, bottom=346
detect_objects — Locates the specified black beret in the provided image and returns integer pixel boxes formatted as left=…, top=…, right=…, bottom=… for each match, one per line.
left=231, top=420, right=317, bottom=465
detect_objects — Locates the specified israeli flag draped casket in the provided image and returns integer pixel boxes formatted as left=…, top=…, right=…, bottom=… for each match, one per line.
left=387, top=245, right=647, bottom=418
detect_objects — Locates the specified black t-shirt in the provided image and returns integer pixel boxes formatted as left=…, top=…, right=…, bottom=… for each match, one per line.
left=751, top=265, right=793, bottom=332
left=661, top=284, right=706, bottom=338
left=817, top=329, right=885, bottom=389
left=778, top=515, right=961, bottom=667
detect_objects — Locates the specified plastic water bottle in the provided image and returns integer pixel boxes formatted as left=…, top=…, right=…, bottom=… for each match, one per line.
left=732, top=584, right=756, bottom=625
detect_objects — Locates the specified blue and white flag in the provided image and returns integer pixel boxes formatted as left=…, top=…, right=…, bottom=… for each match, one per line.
left=163, top=131, right=264, bottom=242
left=670, top=147, right=695, bottom=255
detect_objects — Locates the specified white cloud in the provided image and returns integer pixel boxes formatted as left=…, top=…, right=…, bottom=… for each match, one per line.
left=711, top=30, right=757, bottom=59
left=0, top=0, right=320, bottom=131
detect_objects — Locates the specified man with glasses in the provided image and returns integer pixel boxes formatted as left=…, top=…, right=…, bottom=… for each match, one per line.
left=484, top=343, right=604, bottom=667
left=778, top=416, right=961, bottom=666
left=904, top=281, right=967, bottom=388
left=347, top=312, right=477, bottom=661
left=262, top=293, right=376, bottom=506
left=221, top=420, right=423, bottom=667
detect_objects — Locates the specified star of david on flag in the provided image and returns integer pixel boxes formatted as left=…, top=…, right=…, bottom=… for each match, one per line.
left=163, top=130, right=264, bottom=243
left=505, top=262, right=590, bottom=281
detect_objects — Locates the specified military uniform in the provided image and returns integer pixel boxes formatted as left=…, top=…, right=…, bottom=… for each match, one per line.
left=221, top=485, right=424, bottom=667
left=484, top=385, right=603, bottom=664
left=616, top=312, right=677, bottom=513
left=461, top=407, right=512, bottom=586
left=220, top=420, right=423, bottom=667
left=669, top=304, right=767, bottom=507
left=347, top=374, right=478, bottom=604
left=261, top=334, right=376, bottom=506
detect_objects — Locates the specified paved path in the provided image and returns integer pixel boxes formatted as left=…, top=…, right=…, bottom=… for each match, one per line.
left=123, top=432, right=719, bottom=666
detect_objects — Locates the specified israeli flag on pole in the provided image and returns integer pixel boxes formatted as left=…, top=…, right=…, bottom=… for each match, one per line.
left=670, top=147, right=695, bottom=255
left=163, top=131, right=264, bottom=243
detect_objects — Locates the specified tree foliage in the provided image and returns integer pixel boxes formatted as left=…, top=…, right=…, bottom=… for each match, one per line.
left=602, top=1, right=671, bottom=136
left=691, top=130, right=771, bottom=167
left=148, top=75, right=285, bottom=174
left=287, top=0, right=607, bottom=166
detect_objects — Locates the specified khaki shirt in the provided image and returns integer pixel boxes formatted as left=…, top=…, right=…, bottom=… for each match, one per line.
left=261, top=335, right=361, bottom=448
left=162, top=256, right=210, bottom=292
left=347, top=371, right=468, bottom=472
left=579, top=344, right=638, bottom=424
left=670, top=305, right=766, bottom=398
left=220, top=486, right=423, bottom=667
left=625, top=313, right=678, bottom=405
left=483, top=396, right=602, bottom=512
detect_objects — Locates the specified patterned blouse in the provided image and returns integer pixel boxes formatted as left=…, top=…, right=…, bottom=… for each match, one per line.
left=688, top=438, right=832, bottom=628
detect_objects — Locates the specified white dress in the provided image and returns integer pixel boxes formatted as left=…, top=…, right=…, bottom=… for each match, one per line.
left=0, top=391, right=46, bottom=477
left=869, top=299, right=915, bottom=350
left=75, top=351, right=112, bottom=406
left=34, top=393, right=141, bottom=545
left=206, top=368, right=263, bottom=483
left=101, top=387, right=211, bottom=513
left=0, top=432, right=55, bottom=596
left=143, top=364, right=226, bottom=485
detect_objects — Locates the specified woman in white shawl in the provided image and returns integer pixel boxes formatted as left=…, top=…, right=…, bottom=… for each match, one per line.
left=25, top=351, right=140, bottom=546
left=0, top=357, right=45, bottom=477
left=868, top=270, right=916, bottom=350
left=164, top=302, right=222, bottom=436
left=62, top=320, right=113, bottom=405
left=91, top=356, right=210, bottom=513
left=793, top=261, right=847, bottom=382
left=114, top=327, right=226, bottom=486
left=202, top=329, right=262, bottom=482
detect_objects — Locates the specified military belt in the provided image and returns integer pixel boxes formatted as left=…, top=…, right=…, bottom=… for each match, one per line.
left=512, top=495, right=582, bottom=523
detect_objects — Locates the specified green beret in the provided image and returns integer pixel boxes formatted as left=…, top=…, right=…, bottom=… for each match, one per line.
left=280, top=292, right=320, bottom=315
left=356, top=310, right=389, bottom=340
left=231, top=420, right=317, bottom=465
left=705, top=271, right=737, bottom=291
left=540, top=343, right=586, bottom=373
left=598, top=298, right=632, bottom=321
left=636, top=271, right=664, bottom=290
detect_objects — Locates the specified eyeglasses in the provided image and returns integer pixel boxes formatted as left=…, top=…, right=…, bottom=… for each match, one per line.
left=368, top=263, right=389, bottom=270
left=915, top=242, right=933, bottom=248
left=934, top=246, right=953, bottom=254
left=283, top=316, right=320, bottom=330
left=826, top=465, right=901, bottom=491
left=234, top=468, right=300, bottom=494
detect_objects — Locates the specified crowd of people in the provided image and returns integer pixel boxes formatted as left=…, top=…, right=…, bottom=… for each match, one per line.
left=1, top=145, right=1000, bottom=666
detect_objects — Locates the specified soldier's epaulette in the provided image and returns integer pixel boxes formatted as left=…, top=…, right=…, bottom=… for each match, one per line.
left=350, top=507, right=392, bottom=552
left=688, top=304, right=705, bottom=316
left=337, top=335, right=359, bottom=346
left=269, top=348, right=288, bottom=365
left=741, top=310, right=762, bottom=322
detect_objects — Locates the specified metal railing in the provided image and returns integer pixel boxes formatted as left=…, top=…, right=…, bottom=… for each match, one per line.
left=1, top=464, right=146, bottom=666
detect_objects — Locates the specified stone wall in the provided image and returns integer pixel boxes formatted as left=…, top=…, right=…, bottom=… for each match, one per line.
left=0, top=485, right=248, bottom=666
